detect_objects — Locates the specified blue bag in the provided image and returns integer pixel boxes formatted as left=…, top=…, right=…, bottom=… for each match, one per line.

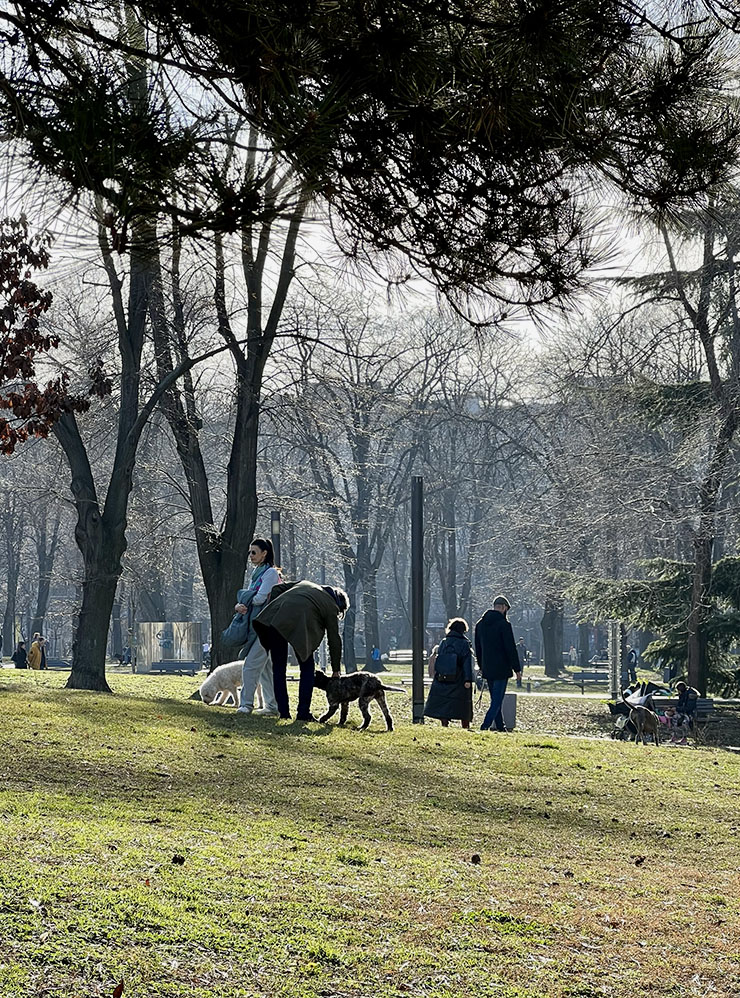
left=435, top=647, right=459, bottom=682
left=221, top=611, right=252, bottom=647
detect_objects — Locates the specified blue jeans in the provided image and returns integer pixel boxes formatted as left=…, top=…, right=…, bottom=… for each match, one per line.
left=481, top=678, right=508, bottom=730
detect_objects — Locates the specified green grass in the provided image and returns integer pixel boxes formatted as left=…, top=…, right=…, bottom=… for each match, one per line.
left=0, top=669, right=738, bottom=997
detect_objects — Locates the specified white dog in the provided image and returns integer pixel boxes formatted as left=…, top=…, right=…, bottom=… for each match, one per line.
left=199, top=660, right=245, bottom=707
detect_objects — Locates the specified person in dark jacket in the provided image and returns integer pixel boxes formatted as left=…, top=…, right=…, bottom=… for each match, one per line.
left=252, top=580, right=350, bottom=721
left=474, top=595, right=522, bottom=731
left=11, top=640, right=27, bottom=669
left=424, top=618, right=473, bottom=728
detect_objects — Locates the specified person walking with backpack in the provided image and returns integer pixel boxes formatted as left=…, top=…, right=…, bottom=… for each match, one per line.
left=423, top=618, right=473, bottom=728
left=474, top=595, right=522, bottom=732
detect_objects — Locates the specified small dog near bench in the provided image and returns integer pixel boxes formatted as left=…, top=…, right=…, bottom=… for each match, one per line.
left=313, top=670, right=405, bottom=730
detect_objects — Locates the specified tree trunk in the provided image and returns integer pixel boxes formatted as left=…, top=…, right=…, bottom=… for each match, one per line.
left=577, top=621, right=590, bottom=668
left=201, top=549, right=251, bottom=673
left=67, top=562, right=118, bottom=691
left=111, top=595, right=123, bottom=660
left=286, top=517, right=297, bottom=581
left=342, top=573, right=359, bottom=673
left=541, top=597, right=563, bottom=677
left=2, top=502, right=23, bottom=653
left=173, top=550, right=194, bottom=620
left=459, top=501, right=484, bottom=623
left=31, top=513, right=60, bottom=639
left=362, top=567, right=382, bottom=669
left=686, top=412, right=736, bottom=694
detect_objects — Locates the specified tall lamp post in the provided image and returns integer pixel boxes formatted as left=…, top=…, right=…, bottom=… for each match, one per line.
left=411, top=476, right=425, bottom=724
left=270, top=511, right=281, bottom=569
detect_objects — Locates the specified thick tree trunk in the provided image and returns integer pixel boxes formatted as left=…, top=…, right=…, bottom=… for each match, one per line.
left=541, top=597, right=563, bottom=677
left=201, top=548, right=252, bottom=673
left=67, top=552, right=119, bottom=692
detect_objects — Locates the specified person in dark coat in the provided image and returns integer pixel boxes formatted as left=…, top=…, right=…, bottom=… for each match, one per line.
left=252, top=580, right=349, bottom=721
left=11, top=641, right=27, bottom=669
left=424, top=618, right=473, bottom=727
left=474, top=595, right=522, bottom=731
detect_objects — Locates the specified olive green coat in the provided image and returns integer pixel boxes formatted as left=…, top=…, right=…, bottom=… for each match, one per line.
left=252, top=580, right=342, bottom=671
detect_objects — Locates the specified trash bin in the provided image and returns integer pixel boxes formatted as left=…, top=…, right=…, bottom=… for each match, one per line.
left=502, top=692, right=517, bottom=731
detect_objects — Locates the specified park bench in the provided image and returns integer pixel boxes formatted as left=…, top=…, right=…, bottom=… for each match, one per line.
left=649, top=695, right=715, bottom=723
left=648, top=696, right=717, bottom=743
left=572, top=669, right=609, bottom=693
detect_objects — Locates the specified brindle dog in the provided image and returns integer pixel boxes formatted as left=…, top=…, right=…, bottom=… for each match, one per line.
left=622, top=691, right=661, bottom=746
left=313, top=670, right=405, bottom=731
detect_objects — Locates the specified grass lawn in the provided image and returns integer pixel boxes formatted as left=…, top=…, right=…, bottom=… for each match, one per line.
left=0, top=670, right=738, bottom=998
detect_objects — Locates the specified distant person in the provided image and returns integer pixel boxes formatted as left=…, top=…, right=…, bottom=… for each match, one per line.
left=626, top=644, right=638, bottom=682
left=427, top=643, right=439, bottom=679
left=27, top=635, right=43, bottom=671
left=676, top=681, right=699, bottom=720
left=423, top=618, right=473, bottom=728
left=252, top=580, right=350, bottom=721
left=568, top=644, right=577, bottom=666
left=366, top=643, right=384, bottom=673
left=39, top=637, right=48, bottom=671
left=474, top=595, right=522, bottom=732
left=11, top=640, right=27, bottom=669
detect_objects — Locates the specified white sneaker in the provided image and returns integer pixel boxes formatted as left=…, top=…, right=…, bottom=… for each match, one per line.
left=236, top=706, right=253, bottom=715
left=252, top=707, right=279, bottom=717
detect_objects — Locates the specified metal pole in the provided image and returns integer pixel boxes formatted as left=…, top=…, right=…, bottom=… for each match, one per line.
left=411, top=476, right=425, bottom=724
left=608, top=620, right=620, bottom=700
left=270, top=511, right=281, bottom=570
left=320, top=557, right=327, bottom=672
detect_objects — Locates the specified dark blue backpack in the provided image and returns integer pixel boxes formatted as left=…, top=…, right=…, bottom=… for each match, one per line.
left=435, top=640, right=459, bottom=682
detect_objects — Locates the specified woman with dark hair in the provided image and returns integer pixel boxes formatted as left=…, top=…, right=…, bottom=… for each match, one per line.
left=235, top=537, right=281, bottom=715
left=423, top=617, right=474, bottom=728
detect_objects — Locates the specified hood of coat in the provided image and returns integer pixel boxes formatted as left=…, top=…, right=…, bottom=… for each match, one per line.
left=477, top=608, right=507, bottom=628
left=442, top=630, right=471, bottom=651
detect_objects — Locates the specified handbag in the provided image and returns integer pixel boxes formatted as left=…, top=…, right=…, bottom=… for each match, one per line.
left=221, top=610, right=252, bottom=647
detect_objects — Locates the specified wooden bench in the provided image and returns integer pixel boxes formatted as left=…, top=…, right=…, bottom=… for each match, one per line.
left=572, top=669, right=609, bottom=693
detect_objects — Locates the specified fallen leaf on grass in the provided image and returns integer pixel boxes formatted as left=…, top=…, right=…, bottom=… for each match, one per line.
left=112, top=979, right=124, bottom=998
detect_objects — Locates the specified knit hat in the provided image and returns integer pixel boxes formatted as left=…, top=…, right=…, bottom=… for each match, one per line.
left=492, top=595, right=511, bottom=609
